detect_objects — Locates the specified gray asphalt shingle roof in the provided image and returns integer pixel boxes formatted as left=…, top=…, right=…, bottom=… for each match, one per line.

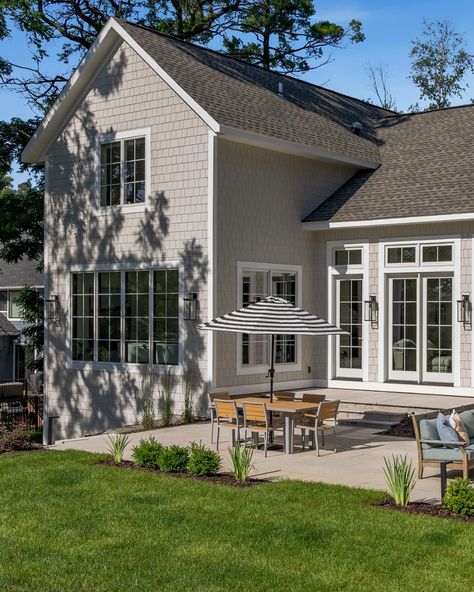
left=0, top=259, right=43, bottom=288
left=0, top=313, right=20, bottom=336
left=119, top=20, right=391, bottom=164
left=304, top=105, right=474, bottom=223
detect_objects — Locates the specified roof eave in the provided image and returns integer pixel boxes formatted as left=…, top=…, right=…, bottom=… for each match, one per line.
left=22, top=17, right=220, bottom=164
left=302, top=211, right=474, bottom=231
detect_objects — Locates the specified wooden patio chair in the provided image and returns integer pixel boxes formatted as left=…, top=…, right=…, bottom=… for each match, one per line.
left=208, top=391, right=231, bottom=443
left=302, top=393, right=326, bottom=404
left=296, top=400, right=340, bottom=456
left=241, top=401, right=283, bottom=457
left=214, top=399, right=242, bottom=451
left=274, top=391, right=295, bottom=401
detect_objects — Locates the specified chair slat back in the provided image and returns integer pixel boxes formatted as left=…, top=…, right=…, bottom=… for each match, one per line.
left=209, top=391, right=230, bottom=402
left=215, top=400, right=238, bottom=420
left=302, top=393, right=326, bottom=404
left=242, top=402, right=267, bottom=423
left=274, top=391, right=295, bottom=401
left=318, top=400, right=340, bottom=421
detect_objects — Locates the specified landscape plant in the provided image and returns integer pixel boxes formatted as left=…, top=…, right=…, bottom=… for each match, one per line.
left=131, top=437, right=163, bottom=469
left=105, top=433, right=130, bottom=464
left=159, top=367, right=179, bottom=427
left=229, top=441, right=254, bottom=482
left=140, top=366, right=159, bottom=430
left=443, top=478, right=474, bottom=517
left=0, top=423, right=33, bottom=454
left=182, top=367, right=199, bottom=424
left=383, top=455, right=415, bottom=506
left=159, top=445, right=190, bottom=473
left=187, top=442, right=221, bottom=476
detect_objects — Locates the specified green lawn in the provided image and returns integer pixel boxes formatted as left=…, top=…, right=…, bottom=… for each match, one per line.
left=0, top=450, right=472, bottom=592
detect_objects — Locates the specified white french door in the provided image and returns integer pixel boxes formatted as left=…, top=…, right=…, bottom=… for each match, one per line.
left=336, top=278, right=363, bottom=378
left=388, top=275, right=453, bottom=384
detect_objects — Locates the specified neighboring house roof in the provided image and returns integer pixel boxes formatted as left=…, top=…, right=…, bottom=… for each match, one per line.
left=0, top=313, right=20, bottom=337
left=22, top=17, right=391, bottom=167
left=303, top=105, right=474, bottom=226
left=0, top=259, right=43, bottom=288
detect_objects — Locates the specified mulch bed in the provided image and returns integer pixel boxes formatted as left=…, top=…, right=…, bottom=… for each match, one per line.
left=377, top=415, right=415, bottom=439
left=99, top=459, right=267, bottom=487
left=377, top=500, right=474, bottom=522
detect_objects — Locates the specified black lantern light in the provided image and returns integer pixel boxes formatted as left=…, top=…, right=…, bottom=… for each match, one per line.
left=184, top=293, right=199, bottom=321
left=457, top=294, right=472, bottom=326
left=46, top=294, right=59, bottom=321
left=364, top=294, right=379, bottom=327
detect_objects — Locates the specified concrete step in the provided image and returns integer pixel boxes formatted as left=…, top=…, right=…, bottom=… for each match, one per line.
left=337, top=409, right=405, bottom=428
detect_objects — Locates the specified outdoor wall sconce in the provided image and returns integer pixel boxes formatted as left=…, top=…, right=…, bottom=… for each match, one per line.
left=457, top=294, right=472, bottom=326
left=46, top=294, right=59, bottom=321
left=183, top=293, right=199, bottom=321
left=364, top=295, right=379, bottom=327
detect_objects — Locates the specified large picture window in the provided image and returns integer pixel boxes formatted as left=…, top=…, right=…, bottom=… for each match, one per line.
left=99, top=133, right=147, bottom=207
left=240, top=266, right=299, bottom=369
left=71, top=268, right=179, bottom=366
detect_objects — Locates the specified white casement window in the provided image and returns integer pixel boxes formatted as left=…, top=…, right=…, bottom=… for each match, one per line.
left=334, top=247, right=363, bottom=268
left=237, top=262, right=302, bottom=374
left=0, top=291, right=8, bottom=314
left=98, top=129, right=150, bottom=208
left=71, top=267, right=179, bottom=366
left=8, top=290, right=22, bottom=320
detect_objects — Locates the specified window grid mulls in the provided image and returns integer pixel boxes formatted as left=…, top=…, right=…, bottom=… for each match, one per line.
left=100, top=136, right=146, bottom=207
left=72, top=273, right=95, bottom=361
left=71, top=270, right=179, bottom=366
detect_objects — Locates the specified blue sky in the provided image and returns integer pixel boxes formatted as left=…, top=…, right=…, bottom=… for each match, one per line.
left=2, top=1, right=474, bottom=182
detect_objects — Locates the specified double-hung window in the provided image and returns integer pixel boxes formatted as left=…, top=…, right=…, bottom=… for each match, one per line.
left=99, top=131, right=149, bottom=208
left=71, top=268, right=179, bottom=366
left=239, top=265, right=300, bottom=371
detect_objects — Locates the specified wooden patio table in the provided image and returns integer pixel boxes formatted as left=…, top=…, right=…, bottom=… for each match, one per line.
left=233, top=397, right=319, bottom=454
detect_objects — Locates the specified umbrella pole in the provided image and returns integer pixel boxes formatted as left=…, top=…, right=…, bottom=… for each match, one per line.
left=269, top=334, right=275, bottom=403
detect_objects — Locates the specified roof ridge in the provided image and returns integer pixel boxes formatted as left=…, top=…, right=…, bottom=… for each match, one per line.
left=378, top=102, right=474, bottom=121
left=116, top=18, right=395, bottom=117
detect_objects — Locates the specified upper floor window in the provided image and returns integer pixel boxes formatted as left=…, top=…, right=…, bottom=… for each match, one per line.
left=99, top=131, right=148, bottom=208
left=0, top=291, right=7, bottom=313
left=8, top=290, right=22, bottom=319
left=334, top=248, right=362, bottom=267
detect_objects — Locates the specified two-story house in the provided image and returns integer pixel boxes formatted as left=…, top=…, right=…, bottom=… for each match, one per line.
left=0, top=259, right=43, bottom=380
left=22, top=18, right=474, bottom=441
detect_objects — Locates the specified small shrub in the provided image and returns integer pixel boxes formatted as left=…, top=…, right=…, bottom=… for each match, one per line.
left=0, top=424, right=33, bottom=454
left=187, top=442, right=220, bottom=476
left=160, top=445, right=189, bottom=473
left=443, top=478, right=474, bottom=516
left=132, top=437, right=163, bottom=469
left=229, top=442, right=254, bottom=482
left=383, top=455, right=415, bottom=506
left=105, top=433, right=130, bottom=464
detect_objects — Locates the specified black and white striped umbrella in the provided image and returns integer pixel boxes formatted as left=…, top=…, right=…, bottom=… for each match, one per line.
left=199, top=296, right=345, bottom=401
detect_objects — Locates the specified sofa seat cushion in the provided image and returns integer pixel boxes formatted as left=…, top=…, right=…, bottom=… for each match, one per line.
left=423, top=445, right=474, bottom=462
left=459, top=410, right=474, bottom=439
left=420, top=418, right=442, bottom=449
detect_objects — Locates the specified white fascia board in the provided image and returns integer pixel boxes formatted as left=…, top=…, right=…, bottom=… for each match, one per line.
left=220, top=125, right=380, bottom=169
left=22, top=17, right=219, bottom=163
left=302, top=211, right=474, bottom=231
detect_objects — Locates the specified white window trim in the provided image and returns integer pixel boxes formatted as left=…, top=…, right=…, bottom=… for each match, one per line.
left=385, top=244, right=418, bottom=267
left=95, top=127, right=151, bottom=215
left=236, top=261, right=303, bottom=376
left=333, top=246, right=364, bottom=271
left=327, top=240, right=369, bottom=382
left=67, top=261, right=184, bottom=374
left=378, top=235, right=461, bottom=387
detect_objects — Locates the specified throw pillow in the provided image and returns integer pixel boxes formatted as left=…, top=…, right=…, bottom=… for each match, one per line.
left=437, top=412, right=462, bottom=448
left=449, top=409, right=469, bottom=443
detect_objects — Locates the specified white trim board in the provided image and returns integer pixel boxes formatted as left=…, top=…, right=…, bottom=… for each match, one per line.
left=303, top=212, right=474, bottom=231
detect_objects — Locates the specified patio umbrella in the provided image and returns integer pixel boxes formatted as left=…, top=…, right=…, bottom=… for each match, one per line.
left=198, top=296, right=346, bottom=402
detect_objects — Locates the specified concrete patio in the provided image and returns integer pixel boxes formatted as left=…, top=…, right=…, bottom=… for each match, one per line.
left=51, top=418, right=470, bottom=503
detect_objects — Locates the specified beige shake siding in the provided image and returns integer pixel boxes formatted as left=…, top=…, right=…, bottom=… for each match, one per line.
left=213, top=138, right=358, bottom=389
left=45, top=41, right=210, bottom=439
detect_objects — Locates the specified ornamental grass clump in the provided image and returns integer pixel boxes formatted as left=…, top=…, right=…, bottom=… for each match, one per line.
left=229, top=442, right=254, bottom=482
left=105, top=433, right=130, bottom=464
left=160, top=445, right=190, bottom=473
left=140, top=366, right=159, bottom=430
left=132, top=437, right=164, bottom=469
left=187, top=442, right=220, bottom=476
left=443, top=478, right=474, bottom=516
left=159, top=368, right=179, bottom=427
left=383, top=455, right=415, bottom=506
left=0, top=424, right=33, bottom=454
